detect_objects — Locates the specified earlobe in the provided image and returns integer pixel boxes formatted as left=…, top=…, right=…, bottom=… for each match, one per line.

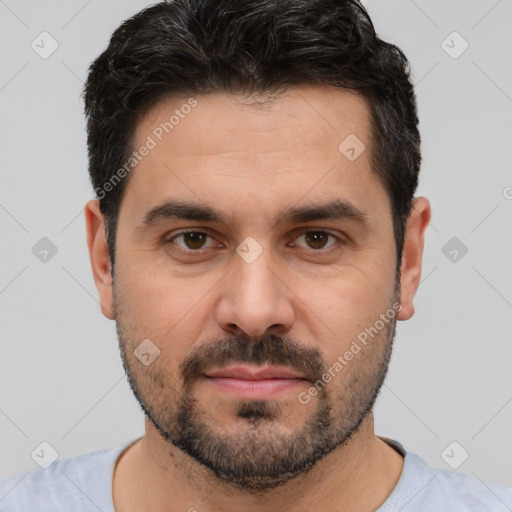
left=396, top=197, right=431, bottom=321
left=85, top=199, right=115, bottom=320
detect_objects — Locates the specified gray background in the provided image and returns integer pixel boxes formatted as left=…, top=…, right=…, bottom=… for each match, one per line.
left=1, top=0, right=511, bottom=488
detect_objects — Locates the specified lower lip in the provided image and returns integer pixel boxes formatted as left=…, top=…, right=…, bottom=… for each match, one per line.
left=203, top=377, right=307, bottom=399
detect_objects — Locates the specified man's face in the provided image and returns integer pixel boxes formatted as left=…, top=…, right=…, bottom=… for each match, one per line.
left=111, top=86, right=400, bottom=491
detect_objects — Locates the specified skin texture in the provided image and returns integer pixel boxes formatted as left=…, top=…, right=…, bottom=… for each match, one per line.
left=85, top=84, right=431, bottom=512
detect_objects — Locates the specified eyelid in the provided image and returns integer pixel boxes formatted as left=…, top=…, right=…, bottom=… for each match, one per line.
left=166, top=229, right=220, bottom=251
left=165, top=227, right=346, bottom=254
left=289, top=228, right=345, bottom=251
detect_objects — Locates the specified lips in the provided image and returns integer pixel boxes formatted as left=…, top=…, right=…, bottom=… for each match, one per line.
left=203, top=365, right=306, bottom=381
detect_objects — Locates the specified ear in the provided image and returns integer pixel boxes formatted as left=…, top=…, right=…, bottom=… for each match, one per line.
left=397, top=196, right=431, bottom=321
left=85, top=199, right=115, bottom=320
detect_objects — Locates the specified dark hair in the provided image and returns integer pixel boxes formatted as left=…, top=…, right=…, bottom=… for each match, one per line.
left=83, top=0, right=420, bottom=273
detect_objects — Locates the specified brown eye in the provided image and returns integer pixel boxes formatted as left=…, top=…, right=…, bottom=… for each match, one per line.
left=294, top=231, right=338, bottom=251
left=169, top=231, right=216, bottom=251
left=304, top=232, right=329, bottom=249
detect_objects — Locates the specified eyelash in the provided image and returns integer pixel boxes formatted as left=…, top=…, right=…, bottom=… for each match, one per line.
left=165, top=229, right=345, bottom=255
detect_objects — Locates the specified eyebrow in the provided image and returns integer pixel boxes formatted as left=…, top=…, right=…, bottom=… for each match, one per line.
left=138, top=198, right=369, bottom=229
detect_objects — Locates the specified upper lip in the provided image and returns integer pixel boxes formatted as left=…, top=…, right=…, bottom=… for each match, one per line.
left=204, top=365, right=305, bottom=380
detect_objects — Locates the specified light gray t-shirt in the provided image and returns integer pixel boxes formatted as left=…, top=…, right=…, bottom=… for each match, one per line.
left=1, top=437, right=511, bottom=511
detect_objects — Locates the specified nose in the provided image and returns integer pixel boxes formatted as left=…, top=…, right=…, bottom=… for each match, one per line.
left=214, top=246, right=295, bottom=338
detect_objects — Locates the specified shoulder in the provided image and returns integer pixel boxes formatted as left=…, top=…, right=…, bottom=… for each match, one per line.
left=0, top=442, right=130, bottom=512
left=380, top=438, right=512, bottom=512
left=417, top=463, right=512, bottom=510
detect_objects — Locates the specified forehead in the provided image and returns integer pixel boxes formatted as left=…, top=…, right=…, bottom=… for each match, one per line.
left=121, top=85, right=388, bottom=231
left=136, top=85, right=372, bottom=160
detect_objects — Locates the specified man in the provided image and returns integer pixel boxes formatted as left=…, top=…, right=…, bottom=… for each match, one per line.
left=1, top=0, right=511, bottom=510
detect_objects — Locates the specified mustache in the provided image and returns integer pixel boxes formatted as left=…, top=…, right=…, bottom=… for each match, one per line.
left=179, top=333, right=328, bottom=388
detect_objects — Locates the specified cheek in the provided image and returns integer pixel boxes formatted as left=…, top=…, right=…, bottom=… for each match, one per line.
left=117, top=277, right=170, bottom=339
left=304, top=260, right=393, bottom=312
left=295, top=262, right=395, bottom=352
left=115, top=264, right=217, bottom=364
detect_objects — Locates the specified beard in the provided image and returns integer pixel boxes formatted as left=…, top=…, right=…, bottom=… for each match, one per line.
left=113, top=282, right=398, bottom=493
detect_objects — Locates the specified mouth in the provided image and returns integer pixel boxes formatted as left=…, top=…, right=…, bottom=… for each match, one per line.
left=204, top=364, right=306, bottom=380
left=202, top=365, right=308, bottom=399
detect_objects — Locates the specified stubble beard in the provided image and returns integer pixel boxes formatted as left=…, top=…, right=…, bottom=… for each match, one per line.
left=113, top=281, right=398, bottom=492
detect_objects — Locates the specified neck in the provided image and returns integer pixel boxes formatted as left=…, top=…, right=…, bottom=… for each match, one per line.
left=113, top=413, right=404, bottom=512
